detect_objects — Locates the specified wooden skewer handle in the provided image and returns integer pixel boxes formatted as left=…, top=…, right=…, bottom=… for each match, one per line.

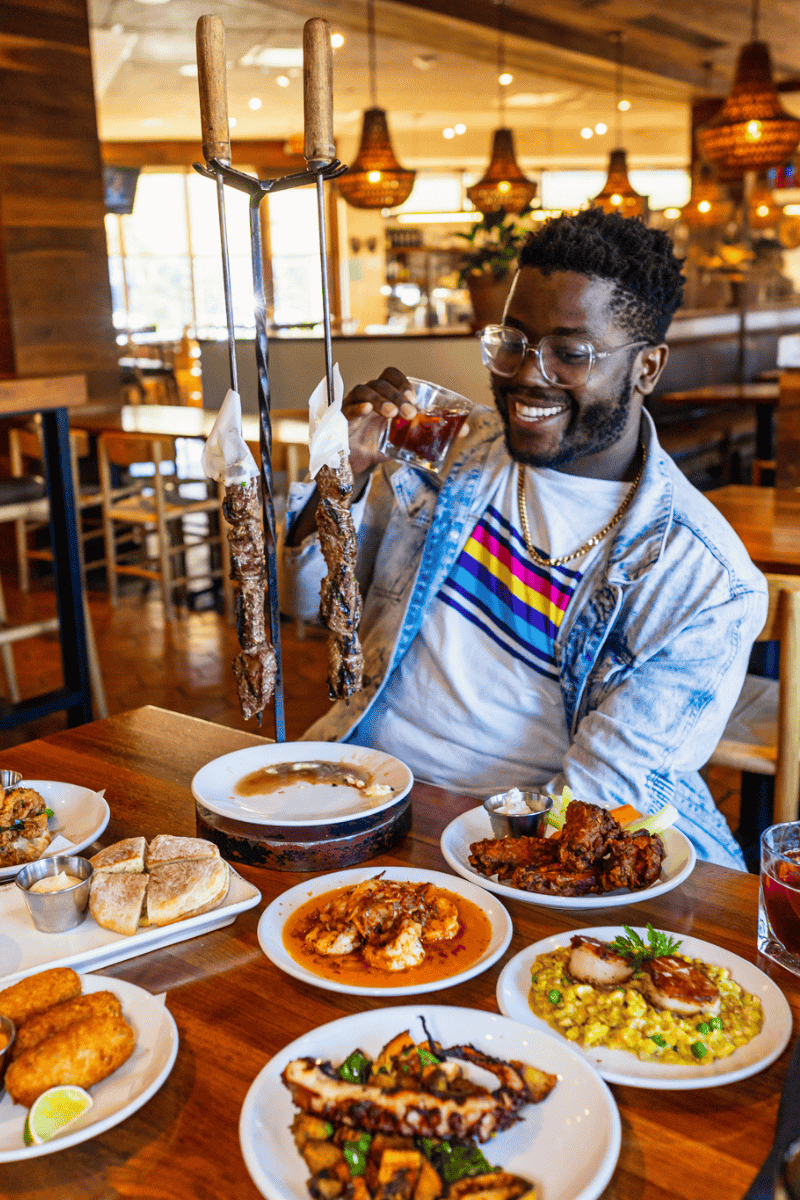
left=303, top=18, right=335, bottom=166
left=197, top=14, right=231, bottom=165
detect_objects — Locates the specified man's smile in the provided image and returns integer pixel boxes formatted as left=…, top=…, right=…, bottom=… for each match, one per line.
left=511, top=398, right=570, bottom=424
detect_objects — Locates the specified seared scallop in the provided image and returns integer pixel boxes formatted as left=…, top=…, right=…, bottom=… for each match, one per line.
left=640, top=955, right=721, bottom=1017
left=568, top=936, right=635, bottom=988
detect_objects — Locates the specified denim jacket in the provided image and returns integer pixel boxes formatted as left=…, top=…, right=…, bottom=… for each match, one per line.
left=283, top=408, right=768, bottom=870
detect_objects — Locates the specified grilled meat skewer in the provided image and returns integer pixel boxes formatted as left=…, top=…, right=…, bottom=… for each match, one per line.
left=223, top=477, right=277, bottom=721
left=316, top=460, right=364, bottom=699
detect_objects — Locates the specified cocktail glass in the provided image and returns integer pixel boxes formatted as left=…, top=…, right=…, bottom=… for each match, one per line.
left=380, top=377, right=472, bottom=474
left=758, top=822, right=800, bottom=974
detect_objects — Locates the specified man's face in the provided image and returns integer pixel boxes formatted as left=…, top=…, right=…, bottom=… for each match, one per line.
left=490, top=268, right=646, bottom=474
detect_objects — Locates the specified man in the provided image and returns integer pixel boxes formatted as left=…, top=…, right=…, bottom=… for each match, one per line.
left=283, top=208, right=767, bottom=869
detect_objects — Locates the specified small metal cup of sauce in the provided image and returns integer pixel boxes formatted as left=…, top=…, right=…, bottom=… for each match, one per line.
left=16, top=854, right=93, bottom=933
left=0, top=770, right=22, bottom=790
left=483, top=789, right=554, bottom=839
left=0, top=1015, right=15, bottom=1096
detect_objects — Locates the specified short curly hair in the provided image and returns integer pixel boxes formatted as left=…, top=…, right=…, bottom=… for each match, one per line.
left=517, top=208, right=685, bottom=343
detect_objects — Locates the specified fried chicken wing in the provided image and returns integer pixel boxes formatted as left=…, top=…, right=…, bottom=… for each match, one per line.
left=468, top=836, right=557, bottom=877
left=557, top=801, right=623, bottom=870
left=600, top=831, right=665, bottom=892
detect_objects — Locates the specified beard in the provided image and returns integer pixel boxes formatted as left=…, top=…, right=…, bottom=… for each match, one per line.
left=491, top=359, right=636, bottom=469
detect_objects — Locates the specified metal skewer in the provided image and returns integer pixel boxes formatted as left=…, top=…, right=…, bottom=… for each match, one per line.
left=194, top=15, right=348, bottom=738
left=303, top=19, right=337, bottom=409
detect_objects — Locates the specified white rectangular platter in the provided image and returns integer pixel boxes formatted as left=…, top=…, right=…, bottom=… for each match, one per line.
left=0, top=865, right=261, bottom=986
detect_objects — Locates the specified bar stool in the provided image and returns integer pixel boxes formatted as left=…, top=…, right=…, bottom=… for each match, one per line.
left=0, top=477, right=107, bottom=717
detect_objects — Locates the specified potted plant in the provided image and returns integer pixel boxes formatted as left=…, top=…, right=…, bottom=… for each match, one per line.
left=456, top=204, right=536, bottom=330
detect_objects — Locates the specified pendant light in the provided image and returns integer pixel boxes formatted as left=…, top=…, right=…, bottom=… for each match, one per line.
left=696, top=0, right=800, bottom=176
left=748, top=171, right=783, bottom=228
left=337, top=0, right=415, bottom=209
left=466, top=1, right=537, bottom=215
left=680, top=161, right=731, bottom=227
left=592, top=34, right=646, bottom=219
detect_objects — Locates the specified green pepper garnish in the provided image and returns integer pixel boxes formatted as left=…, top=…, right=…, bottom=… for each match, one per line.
left=343, top=1133, right=372, bottom=1176
left=417, top=1047, right=440, bottom=1067
left=650, top=1033, right=667, bottom=1048
left=337, top=1049, right=372, bottom=1084
left=690, top=1042, right=707, bottom=1059
left=548, top=988, right=562, bottom=1005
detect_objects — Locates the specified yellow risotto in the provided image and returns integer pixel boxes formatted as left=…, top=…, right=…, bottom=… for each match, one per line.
left=528, top=946, right=764, bottom=1065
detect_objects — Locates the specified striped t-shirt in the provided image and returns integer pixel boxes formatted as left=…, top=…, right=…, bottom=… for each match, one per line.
left=355, top=462, right=632, bottom=795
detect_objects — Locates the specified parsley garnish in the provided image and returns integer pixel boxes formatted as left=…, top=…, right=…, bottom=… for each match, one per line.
left=609, top=924, right=682, bottom=968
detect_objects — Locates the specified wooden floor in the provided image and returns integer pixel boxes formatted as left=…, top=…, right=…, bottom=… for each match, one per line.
left=0, top=573, right=742, bottom=834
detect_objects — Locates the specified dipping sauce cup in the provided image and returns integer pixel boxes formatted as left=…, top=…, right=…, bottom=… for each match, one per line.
left=380, top=378, right=472, bottom=474
left=759, top=822, right=800, bottom=974
left=16, top=854, right=93, bottom=933
left=0, top=1015, right=15, bottom=1096
left=483, top=790, right=554, bottom=839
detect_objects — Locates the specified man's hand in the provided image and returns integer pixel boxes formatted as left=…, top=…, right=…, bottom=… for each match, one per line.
left=344, top=366, right=418, bottom=481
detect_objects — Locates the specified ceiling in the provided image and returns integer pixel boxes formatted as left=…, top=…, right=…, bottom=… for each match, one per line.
left=89, top=0, right=800, bottom=172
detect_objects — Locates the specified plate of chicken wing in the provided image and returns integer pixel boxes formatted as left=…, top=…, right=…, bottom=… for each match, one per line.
left=257, top=866, right=512, bottom=995
left=440, top=800, right=695, bottom=908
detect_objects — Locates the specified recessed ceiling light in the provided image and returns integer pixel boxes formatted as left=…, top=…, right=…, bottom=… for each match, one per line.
left=240, top=46, right=303, bottom=69
left=499, top=72, right=513, bottom=86
left=249, top=97, right=262, bottom=110
left=618, top=99, right=631, bottom=111
left=179, top=64, right=198, bottom=77
left=443, top=127, right=455, bottom=139
left=454, top=123, right=466, bottom=135
left=331, top=33, right=345, bottom=48
left=594, top=122, right=607, bottom=135
left=229, top=118, right=237, bottom=128
left=580, top=127, right=593, bottom=139
left=276, top=75, right=290, bottom=88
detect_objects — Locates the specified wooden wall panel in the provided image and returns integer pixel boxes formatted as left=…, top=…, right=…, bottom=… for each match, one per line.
left=0, top=0, right=118, bottom=400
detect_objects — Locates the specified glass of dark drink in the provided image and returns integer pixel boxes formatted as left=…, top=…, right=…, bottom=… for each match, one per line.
left=379, top=377, right=472, bottom=474
left=759, top=823, right=800, bottom=974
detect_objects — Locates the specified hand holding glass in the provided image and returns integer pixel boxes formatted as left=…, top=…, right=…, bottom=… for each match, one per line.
left=379, top=378, right=471, bottom=474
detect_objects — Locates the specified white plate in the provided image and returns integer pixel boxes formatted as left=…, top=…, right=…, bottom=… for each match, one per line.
left=257, top=866, right=513, bottom=997
left=496, top=925, right=793, bottom=1089
left=191, top=742, right=413, bottom=826
left=0, top=781, right=110, bottom=882
left=440, top=806, right=695, bottom=908
left=239, top=1005, right=620, bottom=1200
left=0, top=973, right=178, bottom=1160
left=0, top=864, right=260, bottom=987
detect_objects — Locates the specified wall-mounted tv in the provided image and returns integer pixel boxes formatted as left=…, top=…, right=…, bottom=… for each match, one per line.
left=103, top=166, right=140, bottom=215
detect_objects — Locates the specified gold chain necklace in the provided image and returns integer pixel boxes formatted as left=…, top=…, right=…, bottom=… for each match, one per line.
left=516, top=441, right=647, bottom=567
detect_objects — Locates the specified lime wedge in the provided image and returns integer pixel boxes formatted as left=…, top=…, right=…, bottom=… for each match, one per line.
left=23, top=1086, right=93, bottom=1146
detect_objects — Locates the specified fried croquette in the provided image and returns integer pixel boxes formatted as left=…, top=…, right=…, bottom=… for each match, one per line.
left=5, top=1010, right=136, bottom=1108
left=0, top=968, right=81, bottom=1027
left=12, top=991, right=122, bottom=1059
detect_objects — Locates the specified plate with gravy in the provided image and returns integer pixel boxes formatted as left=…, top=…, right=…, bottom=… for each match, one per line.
left=190, top=742, right=413, bottom=826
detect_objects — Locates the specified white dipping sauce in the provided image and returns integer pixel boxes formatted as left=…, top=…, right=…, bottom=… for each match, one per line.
left=29, top=872, right=81, bottom=893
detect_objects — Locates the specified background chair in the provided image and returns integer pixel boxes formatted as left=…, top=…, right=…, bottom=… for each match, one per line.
left=0, top=478, right=107, bottom=717
left=9, top=424, right=104, bottom=591
left=708, top=573, right=800, bottom=825
left=98, top=431, right=233, bottom=624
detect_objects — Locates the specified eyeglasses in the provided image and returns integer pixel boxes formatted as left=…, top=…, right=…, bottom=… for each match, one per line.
left=479, top=325, right=649, bottom=387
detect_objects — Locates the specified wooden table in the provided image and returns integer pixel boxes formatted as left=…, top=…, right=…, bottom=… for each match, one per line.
left=658, top=382, right=780, bottom=462
left=705, top=485, right=800, bottom=575
left=0, top=705, right=797, bottom=1200
left=0, top=375, right=93, bottom=728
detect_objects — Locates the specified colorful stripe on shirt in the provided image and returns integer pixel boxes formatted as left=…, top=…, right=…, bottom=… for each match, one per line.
left=436, top=504, right=582, bottom=679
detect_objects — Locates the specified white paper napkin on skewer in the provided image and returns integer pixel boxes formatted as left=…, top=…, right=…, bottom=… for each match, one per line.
left=201, top=389, right=259, bottom=485
left=308, top=364, right=348, bottom=479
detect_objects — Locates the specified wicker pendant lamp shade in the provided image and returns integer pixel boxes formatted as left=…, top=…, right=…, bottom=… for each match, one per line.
left=697, top=41, right=800, bottom=175
left=337, top=108, right=415, bottom=208
left=592, top=149, right=647, bottom=218
left=467, top=128, right=537, bottom=215
left=680, top=163, right=731, bottom=227
left=749, top=172, right=783, bottom=228
left=337, top=0, right=415, bottom=209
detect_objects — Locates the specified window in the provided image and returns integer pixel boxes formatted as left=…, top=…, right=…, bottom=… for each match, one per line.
left=105, top=168, right=322, bottom=338
left=540, top=169, right=690, bottom=212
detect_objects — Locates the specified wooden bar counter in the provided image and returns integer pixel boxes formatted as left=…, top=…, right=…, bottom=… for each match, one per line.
left=0, top=707, right=797, bottom=1199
